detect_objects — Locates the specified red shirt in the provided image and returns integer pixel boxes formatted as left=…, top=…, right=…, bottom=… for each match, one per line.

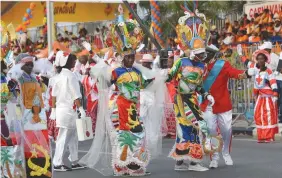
left=201, top=61, right=245, bottom=114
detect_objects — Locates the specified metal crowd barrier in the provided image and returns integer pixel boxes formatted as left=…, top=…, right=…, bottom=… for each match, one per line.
left=227, top=45, right=258, bottom=127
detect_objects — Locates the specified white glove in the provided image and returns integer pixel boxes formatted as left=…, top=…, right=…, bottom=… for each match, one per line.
left=273, top=71, right=279, bottom=76
left=78, top=107, right=86, bottom=119
left=82, top=41, right=92, bottom=52
left=49, top=108, right=56, bottom=120
left=273, top=97, right=278, bottom=103
left=207, top=95, right=215, bottom=106
left=237, top=44, right=243, bottom=56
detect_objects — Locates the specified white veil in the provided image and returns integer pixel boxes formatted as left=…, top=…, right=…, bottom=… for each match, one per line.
left=133, top=62, right=169, bottom=159
left=79, top=60, right=113, bottom=176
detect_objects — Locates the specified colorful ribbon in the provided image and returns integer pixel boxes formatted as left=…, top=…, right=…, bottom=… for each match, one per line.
left=150, top=0, right=165, bottom=48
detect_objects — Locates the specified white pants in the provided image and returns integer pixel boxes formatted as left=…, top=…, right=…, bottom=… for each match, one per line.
left=205, top=110, right=233, bottom=161
left=53, top=127, right=78, bottom=166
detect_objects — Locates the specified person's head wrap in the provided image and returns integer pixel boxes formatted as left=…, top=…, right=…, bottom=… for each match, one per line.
left=15, top=53, right=34, bottom=64
left=252, top=49, right=271, bottom=63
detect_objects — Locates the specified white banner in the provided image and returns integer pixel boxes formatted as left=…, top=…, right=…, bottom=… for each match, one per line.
left=244, top=2, right=282, bottom=19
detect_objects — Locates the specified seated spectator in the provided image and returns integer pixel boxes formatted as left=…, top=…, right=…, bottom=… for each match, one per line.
left=249, top=32, right=261, bottom=43
left=266, top=23, right=274, bottom=35
left=236, top=30, right=248, bottom=44
left=274, top=14, right=282, bottom=35
left=261, top=31, right=270, bottom=42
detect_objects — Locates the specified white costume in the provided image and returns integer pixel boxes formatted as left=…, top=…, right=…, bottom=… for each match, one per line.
left=51, top=51, right=84, bottom=167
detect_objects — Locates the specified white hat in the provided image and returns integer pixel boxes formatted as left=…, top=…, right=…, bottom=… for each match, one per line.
left=140, top=54, right=154, bottom=62
left=55, top=50, right=69, bottom=67
left=207, top=44, right=219, bottom=52
left=258, top=41, right=272, bottom=50
left=190, top=48, right=206, bottom=59
left=273, top=13, right=279, bottom=19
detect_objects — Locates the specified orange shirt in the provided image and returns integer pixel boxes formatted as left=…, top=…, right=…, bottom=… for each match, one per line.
left=236, top=35, right=248, bottom=43
left=250, top=36, right=261, bottom=43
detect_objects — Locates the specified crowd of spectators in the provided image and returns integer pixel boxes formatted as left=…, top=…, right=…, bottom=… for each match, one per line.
left=210, top=8, right=282, bottom=52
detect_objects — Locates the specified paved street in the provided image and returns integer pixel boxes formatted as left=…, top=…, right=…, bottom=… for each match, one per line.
left=53, top=137, right=282, bottom=178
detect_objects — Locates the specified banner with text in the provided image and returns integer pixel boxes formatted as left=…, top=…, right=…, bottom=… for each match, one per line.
left=244, top=2, right=282, bottom=19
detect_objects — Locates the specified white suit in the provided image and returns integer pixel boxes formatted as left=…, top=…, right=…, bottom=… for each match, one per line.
left=52, top=68, right=82, bottom=166
left=203, top=107, right=232, bottom=161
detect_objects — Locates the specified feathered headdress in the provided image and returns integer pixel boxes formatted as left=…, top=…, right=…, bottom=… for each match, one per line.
left=110, top=4, right=144, bottom=56
left=175, top=4, right=209, bottom=55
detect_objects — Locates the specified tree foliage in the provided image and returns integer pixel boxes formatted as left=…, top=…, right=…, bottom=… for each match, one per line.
left=139, top=1, right=246, bottom=39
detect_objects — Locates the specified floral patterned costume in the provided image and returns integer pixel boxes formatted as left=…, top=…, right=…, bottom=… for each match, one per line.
left=109, top=67, right=153, bottom=176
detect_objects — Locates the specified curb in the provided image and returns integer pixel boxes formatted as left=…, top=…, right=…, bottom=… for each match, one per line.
left=232, top=127, right=255, bottom=137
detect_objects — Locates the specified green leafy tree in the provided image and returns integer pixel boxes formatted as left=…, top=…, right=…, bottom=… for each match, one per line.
left=139, top=1, right=246, bottom=40
left=1, top=148, right=13, bottom=178
left=118, top=131, right=138, bottom=161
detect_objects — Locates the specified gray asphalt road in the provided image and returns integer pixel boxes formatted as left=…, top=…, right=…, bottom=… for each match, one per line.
left=53, top=138, right=282, bottom=178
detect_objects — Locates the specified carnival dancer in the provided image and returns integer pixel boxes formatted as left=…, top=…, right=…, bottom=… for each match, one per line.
left=200, top=44, right=249, bottom=169
left=50, top=51, right=87, bottom=171
left=237, top=45, right=279, bottom=143
left=7, top=53, right=52, bottom=177
left=79, top=5, right=164, bottom=176
left=167, top=8, right=216, bottom=171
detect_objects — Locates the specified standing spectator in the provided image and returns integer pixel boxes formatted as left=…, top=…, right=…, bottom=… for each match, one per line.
left=232, top=21, right=240, bottom=34
left=222, top=19, right=231, bottom=35
left=239, top=49, right=279, bottom=143
left=93, top=28, right=103, bottom=50
left=211, top=25, right=220, bottom=47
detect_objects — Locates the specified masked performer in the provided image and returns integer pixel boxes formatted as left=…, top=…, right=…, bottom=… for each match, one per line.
left=79, top=5, right=164, bottom=176
left=238, top=46, right=279, bottom=143
left=201, top=44, right=249, bottom=169
left=167, top=8, right=215, bottom=172
left=50, top=51, right=87, bottom=171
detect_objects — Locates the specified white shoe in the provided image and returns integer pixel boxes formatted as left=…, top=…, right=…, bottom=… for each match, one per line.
left=209, top=160, right=218, bottom=169
left=174, top=163, right=189, bottom=171
left=188, top=163, right=209, bottom=172
left=223, top=155, right=233, bottom=166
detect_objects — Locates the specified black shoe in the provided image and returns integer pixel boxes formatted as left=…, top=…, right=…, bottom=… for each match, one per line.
left=71, top=164, right=87, bottom=170
left=54, top=165, right=72, bottom=172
